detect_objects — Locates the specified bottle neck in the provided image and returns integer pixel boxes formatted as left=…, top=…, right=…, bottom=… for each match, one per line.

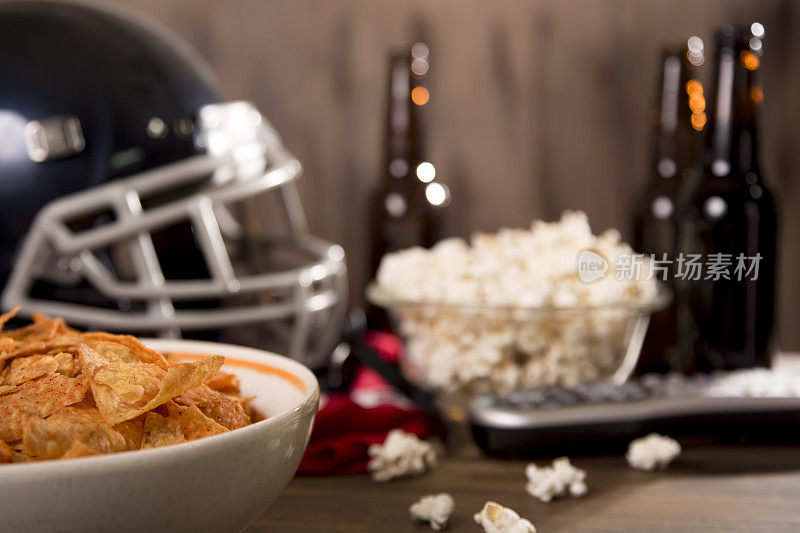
left=708, top=43, right=762, bottom=178
left=383, top=55, right=423, bottom=180
left=654, top=53, right=702, bottom=181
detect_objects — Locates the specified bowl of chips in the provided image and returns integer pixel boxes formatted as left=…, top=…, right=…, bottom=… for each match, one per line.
left=0, top=311, right=319, bottom=533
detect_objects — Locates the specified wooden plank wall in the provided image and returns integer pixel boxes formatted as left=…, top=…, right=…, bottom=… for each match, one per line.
left=112, top=0, right=800, bottom=348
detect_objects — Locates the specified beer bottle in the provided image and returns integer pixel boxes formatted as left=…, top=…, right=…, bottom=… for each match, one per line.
left=634, top=39, right=705, bottom=373
left=679, top=24, right=778, bottom=370
left=367, top=44, right=450, bottom=329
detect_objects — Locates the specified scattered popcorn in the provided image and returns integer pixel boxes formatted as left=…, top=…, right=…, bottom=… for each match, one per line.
left=525, top=457, right=587, bottom=502
left=367, top=429, right=438, bottom=481
left=376, top=211, right=658, bottom=395
left=626, top=433, right=681, bottom=471
left=474, top=501, right=536, bottom=533
left=409, top=493, right=455, bottom=531
left=706, top=368, right=800, bottom=398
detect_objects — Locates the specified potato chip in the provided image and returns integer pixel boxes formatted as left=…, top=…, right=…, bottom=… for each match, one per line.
left=29, top=313, right=71, bottom=337
left=77, top=353, right=163, bottom=425
left=22, top=404, right=127, bottom=460
left=55, top=352, right=75, bottom=375
left=0, top=313, right=256, bottom=463
left=92, top=361, right=164, bottom=407
left=0, top=321, right=166, bottom=369
left=7, top=442, right=37, bottom=463
left=0, top=341, right=44, bottom=361
left=0, top=372, right=89, bottom=441
left=4, top=312, right=73, bottom=343
left=113, top=416, right=146, bottom=451
left=0, top=337, right=13, bottom=356
left=162, top=401, right=227, bottom=440
left=0, top=306, right=20, bottom=331
left=0, top=407, right=29, bottom=442
left=78, top=344, right=223, bottom=425
left=61, top=440, right=101, bottom=459
left=79, top=333, right=168, bottom=369
left=173, top=384, right=251, bottom=430
left=141, top=411, right=185, bottom=449
left=0, top=338, right=80, bottom=362
left=0, top=440, right=12, bottom=463
left=76, top=342, right=133, bottom=376
left=205, top=371, right=240, bottom=395
left=2, top=354, right=66, bottom=386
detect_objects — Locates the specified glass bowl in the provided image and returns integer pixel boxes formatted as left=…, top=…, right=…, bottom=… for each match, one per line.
left=367, top=282, right=671, bottom=412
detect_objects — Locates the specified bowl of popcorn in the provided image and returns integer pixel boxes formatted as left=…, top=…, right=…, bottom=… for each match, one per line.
left=368, top=211, right=669, bottom=408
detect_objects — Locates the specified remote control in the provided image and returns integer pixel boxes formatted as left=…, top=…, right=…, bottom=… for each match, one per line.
left=469, top=368, right=800, bottom=456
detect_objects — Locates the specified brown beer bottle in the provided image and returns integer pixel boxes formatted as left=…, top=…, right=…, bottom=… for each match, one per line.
left=367, top=43, right=450, bottom=329
left=634, top=39, right=705, bottom=373
left=679, top=24, right=778, bottom=371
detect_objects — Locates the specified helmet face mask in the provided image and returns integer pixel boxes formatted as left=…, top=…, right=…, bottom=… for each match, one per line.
left=0, top=3, right=347, bottom=368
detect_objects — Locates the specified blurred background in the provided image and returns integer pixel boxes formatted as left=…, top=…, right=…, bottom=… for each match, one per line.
left=112, top=0, right=799, bottom=349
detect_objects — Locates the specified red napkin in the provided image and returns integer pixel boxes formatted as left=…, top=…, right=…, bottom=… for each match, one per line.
left=297, top=332, right=437, bottom=475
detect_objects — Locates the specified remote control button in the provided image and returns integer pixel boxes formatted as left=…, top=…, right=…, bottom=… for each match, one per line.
left=617, top=382, right=649, bottom=401
left=546, top=387, right=579, bottom=407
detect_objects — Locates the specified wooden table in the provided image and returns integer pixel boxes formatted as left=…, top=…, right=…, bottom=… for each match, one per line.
left=252, top=356, right=800, bottom=531
left=250, top=442, right=800, bottom=532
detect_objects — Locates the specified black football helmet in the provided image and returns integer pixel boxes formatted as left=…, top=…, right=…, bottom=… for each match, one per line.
left=0, top=1, right=347, bottom=368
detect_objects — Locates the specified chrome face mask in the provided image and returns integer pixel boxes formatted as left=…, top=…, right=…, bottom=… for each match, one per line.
left=2, top=101, right=347, bottom=369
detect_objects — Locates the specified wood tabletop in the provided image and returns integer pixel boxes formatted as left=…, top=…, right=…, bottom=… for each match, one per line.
left=251, top=442, right=800, bottom=532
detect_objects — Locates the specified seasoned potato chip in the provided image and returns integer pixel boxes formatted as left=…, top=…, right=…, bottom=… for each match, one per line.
left=1, top=407, right=29, bottom=442
left=8, top=442, right=37, bottom=463
left=22, top=404, right=128, bottom=460
left=0, top=440, right=12, bottom=463
left=78, top=344, right=223, bottom=425
left=173, top=384, right=251, bottom=430
left=0, top=337, right=13, bottom=355
left=0, top=323, right=165, bottom=369
left=55, top=352, right=75, bottom=376
left=1, top=353, right=71, bottom=385
left=0, top=442, right=37, bottom=463
left=92, top=361, right=164, bottom=407
left=3, top=312, right=74, bottom=344
left=0, top=338, right=80, bottom=362
left=0, top=314, right=255, bottom=463
left=80, top=334, right=168, bottom=369
left=0, top=341, right=54, bottom=362
left=62, top=440, right=102, bottom=459
left=29, top=313, right=72, bottom=337
left=0, top=373, right=89, bottom=441
left=113, top=416, right=146, bottom=451
left=205, top=371, right=240, bottom=395
left=163, top=401, right=227, bottom=440
left=141, top=412, right=186, bottom=449
left=0, top=306, right=20, bottom=331
left=156, top=356, right=225, bottom=399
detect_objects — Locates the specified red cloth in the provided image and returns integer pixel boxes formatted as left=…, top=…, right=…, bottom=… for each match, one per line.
left=297, top=395, right=436, bottom=475
left=361, top=331, right=404, bottom=364
left=297, top=332, right=436, bottom=475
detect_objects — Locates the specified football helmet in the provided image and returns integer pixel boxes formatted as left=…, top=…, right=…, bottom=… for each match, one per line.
left=0, top=1, right=347, bottom=368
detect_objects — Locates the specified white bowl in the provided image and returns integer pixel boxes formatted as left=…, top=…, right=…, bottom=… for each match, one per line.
left=0, top=339, right=319, bottom=533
